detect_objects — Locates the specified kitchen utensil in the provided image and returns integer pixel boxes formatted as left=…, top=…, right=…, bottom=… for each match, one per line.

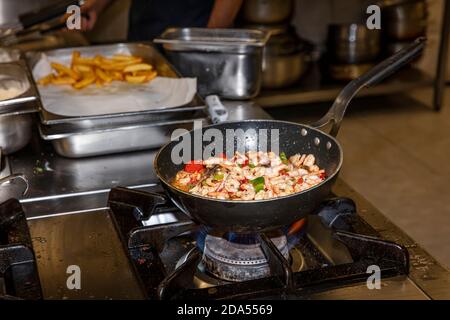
left=382, top=0, right=427, bottom=40
left=39, top=115, right=208, bottom=158
left=154, top=37, right=426, bottom=232
left=261, top=26, right=312, bottom=89
left=329, top=63, right=375, bottom=81
left=154, top=28, right=269, bottom=99
left=328, top=23, right=381, bottom=64
left=0, top=111, right=34, bottom=155
left=0, top=0, right=79, bottom=46
left=241, top=0, right=293, bottom=24
left=0, top=61, right=39, bottom=154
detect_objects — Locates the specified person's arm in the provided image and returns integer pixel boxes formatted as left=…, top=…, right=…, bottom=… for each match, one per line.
left=79, top=0, right=112, bottom=31
left=207, top=0, right=243, bottom=28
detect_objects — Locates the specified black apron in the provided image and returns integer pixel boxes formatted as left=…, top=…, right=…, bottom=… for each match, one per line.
left=128, top=0, right=215, bottom=41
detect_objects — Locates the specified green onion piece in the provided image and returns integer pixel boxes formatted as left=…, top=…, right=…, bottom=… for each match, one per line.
left=280, top=152, right=288, bottom=164
left=248, top=163, right=256, bottom=168
left=213, top=173, right=224, bottom=181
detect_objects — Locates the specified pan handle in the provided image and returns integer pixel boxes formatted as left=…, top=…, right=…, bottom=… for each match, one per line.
left=311, top=37, right=426, bottom=137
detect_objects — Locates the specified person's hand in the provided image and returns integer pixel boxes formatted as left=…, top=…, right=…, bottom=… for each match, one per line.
left=75, top=0, right=111, bottom=31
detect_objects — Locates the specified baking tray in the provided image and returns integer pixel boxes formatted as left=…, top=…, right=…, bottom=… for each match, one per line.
left=26, top=42, right=205, bottom=127
left=39, top=115, right=209, bottom=158
left=0, top=60, right=40, bottom=115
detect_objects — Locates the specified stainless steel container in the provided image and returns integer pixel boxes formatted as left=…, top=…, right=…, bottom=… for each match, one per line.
left=328, top=23, right=381, bottom=64
left=241, top=0, right=293, bottom=24
left=0, top=60, right=39, bottom=154
left=27, top=43, right=205, bottom=128
left=39, top=116, right=208, bottom=158
left=154, top=28, right=269, bottom=100
left=382, top=0, right=427, bottom=40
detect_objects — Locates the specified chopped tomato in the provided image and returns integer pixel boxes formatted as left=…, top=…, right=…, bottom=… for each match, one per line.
left=184, top=161, right=205, bottom=173
left=297, top=177, right=304, bottom=184
left=280, top=169, right=288, bottom=176
left=242, top=159, right=249, bottom=167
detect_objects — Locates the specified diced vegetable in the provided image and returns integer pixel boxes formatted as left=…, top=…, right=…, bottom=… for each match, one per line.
left=248, top=163, right=256, bottom=168
left=213, top=173, right=224, bottom=181
left=184, top=161, right=204, bottom=173
left=280, top=152, right=288, bottom=164
left=250, top=177, right=265, bottom=193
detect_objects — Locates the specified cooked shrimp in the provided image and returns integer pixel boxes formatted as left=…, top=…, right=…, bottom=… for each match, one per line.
left=172, top=151, right=326, bottom=201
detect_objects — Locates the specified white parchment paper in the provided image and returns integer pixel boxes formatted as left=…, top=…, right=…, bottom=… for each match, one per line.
left=32, top=53, right=197, bottom=117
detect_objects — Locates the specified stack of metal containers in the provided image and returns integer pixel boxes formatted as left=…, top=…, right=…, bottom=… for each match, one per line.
left=27, top=43, right=208, bottom=158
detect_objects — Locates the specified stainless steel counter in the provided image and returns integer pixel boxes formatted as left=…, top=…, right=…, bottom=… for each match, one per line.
left=3, top=102, right=449, bottom=300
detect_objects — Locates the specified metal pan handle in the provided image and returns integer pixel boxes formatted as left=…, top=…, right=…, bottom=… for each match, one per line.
left=311, top=37, right=426, bottom=137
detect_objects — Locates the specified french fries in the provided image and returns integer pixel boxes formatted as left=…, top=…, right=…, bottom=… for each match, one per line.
left=38, top=52, right=157, bottom=90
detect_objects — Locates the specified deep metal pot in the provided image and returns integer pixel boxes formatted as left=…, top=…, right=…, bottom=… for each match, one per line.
left=382, top=0, right=427, bottom=40
left=241, top=0, right=293, bottom=24
left=328, top=23, right=381, bottom=64
left=261, top=27, right=311, bottom=89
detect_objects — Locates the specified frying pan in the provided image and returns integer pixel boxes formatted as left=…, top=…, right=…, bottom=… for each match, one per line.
left=154, top=37, right=425, bottom=233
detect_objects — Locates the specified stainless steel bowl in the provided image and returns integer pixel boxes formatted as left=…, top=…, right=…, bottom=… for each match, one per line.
left=328, top=23, right=381, bottom=64
left=241, top=0, right=293, bottom=24
left=382, top=0, right=427, bottom=40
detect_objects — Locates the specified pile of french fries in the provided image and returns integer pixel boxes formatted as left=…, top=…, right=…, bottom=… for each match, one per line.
left=37, top=51, right=157, bottom=90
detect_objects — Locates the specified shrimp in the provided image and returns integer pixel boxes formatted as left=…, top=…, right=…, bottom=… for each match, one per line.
left=303, top=154, right=316, bottom=167
left=224, top=178, right=240, bottom=193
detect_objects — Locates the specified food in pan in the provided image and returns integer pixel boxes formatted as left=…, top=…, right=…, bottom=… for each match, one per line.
left=37, top=51, right=157, bottom=90
left=172, top=151, right=326, bottom=200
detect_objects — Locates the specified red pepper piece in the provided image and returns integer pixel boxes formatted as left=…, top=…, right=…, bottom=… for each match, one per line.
left=297, top=177, right=304, bottom=184
left=184, top=161, right=205, bottom=173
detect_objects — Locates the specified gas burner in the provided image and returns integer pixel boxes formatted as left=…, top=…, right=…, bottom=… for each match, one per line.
left=192, top=245, right=307, bottom=288
left=201, top=231, right=290, bottom=282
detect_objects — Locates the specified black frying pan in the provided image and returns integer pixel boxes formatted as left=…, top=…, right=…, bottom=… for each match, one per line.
left=154, top=37, right=425, bottom=232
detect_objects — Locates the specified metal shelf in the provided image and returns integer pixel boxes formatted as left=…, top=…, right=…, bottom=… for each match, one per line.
left=256, top=0, right=450, bottom=111
left=256, top=63, right=434, bottom=108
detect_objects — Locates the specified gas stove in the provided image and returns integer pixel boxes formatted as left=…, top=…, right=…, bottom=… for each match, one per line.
left=3, top=180, right=449, bottom=300
left=108, top=187, right=408, bottom=300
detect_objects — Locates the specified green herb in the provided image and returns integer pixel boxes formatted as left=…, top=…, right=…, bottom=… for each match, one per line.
left=248, top=163, right=256, bottom=168
left=250, top=177, right=265, bottom=193
left=213, top=173, right=224, bottom=181
left=280, top=152, right=288, bottom=164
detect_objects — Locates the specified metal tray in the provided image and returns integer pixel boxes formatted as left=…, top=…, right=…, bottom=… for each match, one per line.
left=39, top=116, right=209, bottom=158
left=154, top=28, right=269, bottom=99
left=0, top=60, right=40, bottom=115
left=26, top=42, right=204, bottom=127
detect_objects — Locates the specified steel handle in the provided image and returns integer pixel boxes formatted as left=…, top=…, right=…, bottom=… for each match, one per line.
left=311, top=37, right=426, bottom=137
left=205, top=95, right=229, bottom=124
